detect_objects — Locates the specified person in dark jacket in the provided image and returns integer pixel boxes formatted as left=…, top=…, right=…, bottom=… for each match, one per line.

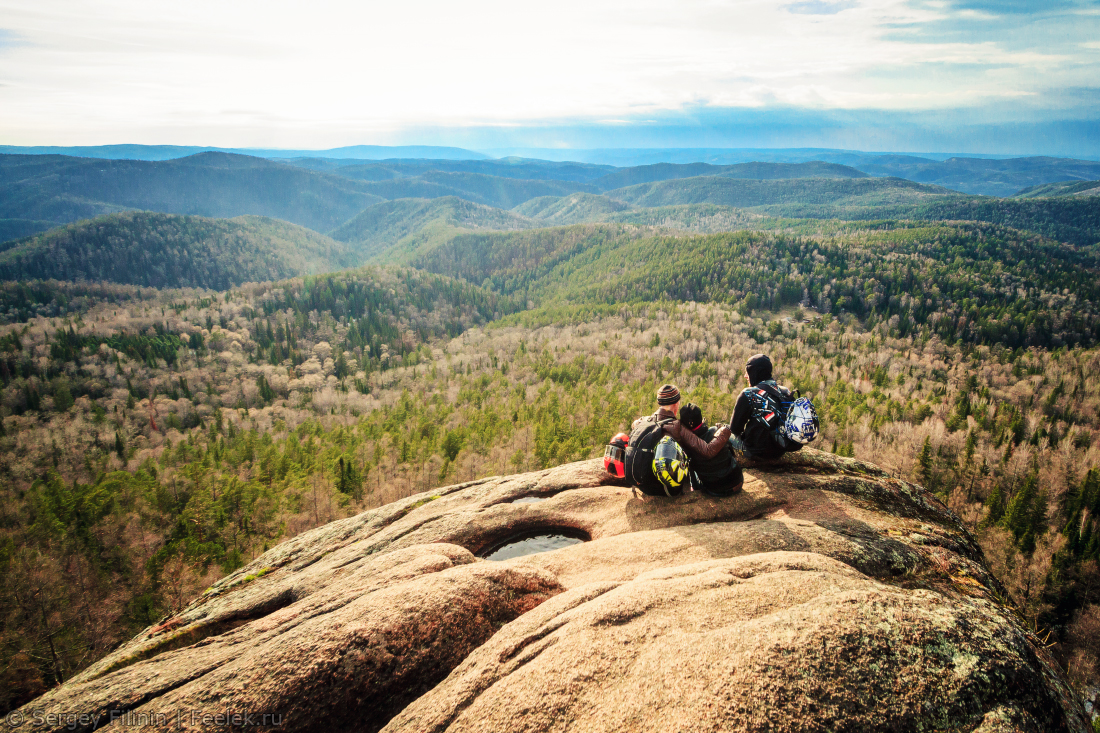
left=631, top=384, right=732, bottom=461
left=679, top=402, right=744, bottom=496
left=729, top=354, right=802, bottom=462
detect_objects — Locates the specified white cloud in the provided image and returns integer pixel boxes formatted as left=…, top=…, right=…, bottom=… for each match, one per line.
left=0, top=0, right=1095, bottom=146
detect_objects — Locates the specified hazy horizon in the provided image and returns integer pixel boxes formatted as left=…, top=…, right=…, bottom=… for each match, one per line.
left=3, top=142, right=1099, bottom=165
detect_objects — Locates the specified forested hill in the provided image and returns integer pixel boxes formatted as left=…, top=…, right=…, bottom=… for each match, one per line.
left=1013, top=180, right=1100, bottom=199
left=329, top=197, right=536, bottom=259
left=0, top=152, right=383, bottom=235
left=593, top=176, right=1100, bottom=246
left=351, top=171, right=598, bottom=210
left=394, top=220, right=1100, bottom=349
left=591, top=161, right=868, bottom=190
left=291, top=156, right=614, bottom=184
left=910, top=197, right=1100, bottom=248
left=512, top=193, right=632, bottom=225
left=375, top=222, right=648, bottom=291
left=606, top=175, right=955, bottom=210
left=0, top=213, right=360, bottom=290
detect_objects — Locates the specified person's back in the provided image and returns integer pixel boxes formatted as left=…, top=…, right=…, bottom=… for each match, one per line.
left=729, top=354, right=802, bottom=462
left=679, top=403, right=743, bottom=496
left=693, top=424, right=744, bottom=495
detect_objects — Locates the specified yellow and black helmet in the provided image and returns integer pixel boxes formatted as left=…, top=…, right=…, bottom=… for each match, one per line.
left=652, top=435, right=690, bottom=496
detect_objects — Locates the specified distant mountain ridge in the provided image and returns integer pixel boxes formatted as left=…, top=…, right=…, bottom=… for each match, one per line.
left=0, top=152, right=383, bottom=234
left=0, top=212, right=359, bottom=289
left=286, top=157, right=614, bottom=183
left=355, top=171, right=598, bottom=210
left=0, top=153, right=601, bottom=243
left=486, top=148, right=1100, bottom=197
left=849, top=156, right=1100, bottom=197
left=4, top=145, right=1099, bottom=198
left=590, top=161, right=867, bottom=191
left=605, top=176, right=952, bottom=209
left=4, top=149, right=1099, bottom=255
left=0, top=144, right=489, bottom=162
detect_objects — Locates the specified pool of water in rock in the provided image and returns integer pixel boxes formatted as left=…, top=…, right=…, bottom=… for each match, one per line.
left=510, top=496, right=547, bottom=504
left=483, top=533, right=586, bottom=561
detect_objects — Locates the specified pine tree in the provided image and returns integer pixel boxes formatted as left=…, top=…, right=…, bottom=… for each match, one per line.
left=335, top=456, right=361, bottom=500
left=256, top=375, right=276, bottom=405
left=1064, top=511, right=1083, bottom=556
left=985, top=482, right=1006, bottom=526
left=1004, top=471, right=1043, bottom=553
left=917, top=436, right=934, bottom=487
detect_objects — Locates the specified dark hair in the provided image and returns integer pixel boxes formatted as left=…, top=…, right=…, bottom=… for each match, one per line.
left=679, top=402, right=704, bottom=432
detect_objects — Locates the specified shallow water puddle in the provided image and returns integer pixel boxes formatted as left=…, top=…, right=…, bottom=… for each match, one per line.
left=483, top=533, right=586, bottom=561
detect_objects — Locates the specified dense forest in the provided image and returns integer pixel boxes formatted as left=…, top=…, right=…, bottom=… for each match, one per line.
left=912, top=196, right=1100, bottom=248
left=388, top=220, right=1100, bottom=349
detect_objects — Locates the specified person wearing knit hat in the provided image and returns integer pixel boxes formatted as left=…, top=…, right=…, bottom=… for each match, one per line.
left=630, top=383, right=731, bottom=468
left=729, top=353, right=802, bottom=462
left=657, top=384, right=681, bottom=407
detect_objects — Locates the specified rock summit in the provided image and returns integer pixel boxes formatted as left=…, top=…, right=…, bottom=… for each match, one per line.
left=14, top=450, right=1091, bottom=732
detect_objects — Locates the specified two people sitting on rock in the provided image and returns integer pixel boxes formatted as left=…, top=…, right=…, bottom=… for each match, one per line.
left=622, top=354, right=815, bottom=497
left=625, top=384, right=735, bottom=497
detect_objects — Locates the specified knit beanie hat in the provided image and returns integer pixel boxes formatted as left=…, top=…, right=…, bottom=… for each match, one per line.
left=679, top=402, right=704, bottom=432
left=657, top=384, right=681, bottom=406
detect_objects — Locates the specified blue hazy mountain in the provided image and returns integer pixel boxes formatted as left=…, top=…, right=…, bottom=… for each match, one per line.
left=0, top=152, right=384, bottom=234
left=0, top=144, right=489, bottom=162
left=4, top=148, right=1099, bottom=249
left=485, top=148, right=1100, bottom=197
left=281, top=157, right=614, bottom=183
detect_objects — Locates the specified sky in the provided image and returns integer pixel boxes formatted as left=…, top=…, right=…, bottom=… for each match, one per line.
left=1, top=0, right=1098, bottom=155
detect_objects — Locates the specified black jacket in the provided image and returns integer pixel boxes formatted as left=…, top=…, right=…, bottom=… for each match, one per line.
left=729, top=380, right=802, bottom=460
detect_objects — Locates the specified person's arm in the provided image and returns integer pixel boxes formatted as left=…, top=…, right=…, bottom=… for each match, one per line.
left=670, top=422, right=732, bottom=459
left=730, top=392, right=752, bottom=436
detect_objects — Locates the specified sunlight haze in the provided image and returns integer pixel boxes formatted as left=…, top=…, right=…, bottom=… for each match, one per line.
left=1, top=0, right=1098, bottom=151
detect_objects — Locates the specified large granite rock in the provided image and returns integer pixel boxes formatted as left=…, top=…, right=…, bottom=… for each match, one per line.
left=12, top=450, right=1090, bottom=732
